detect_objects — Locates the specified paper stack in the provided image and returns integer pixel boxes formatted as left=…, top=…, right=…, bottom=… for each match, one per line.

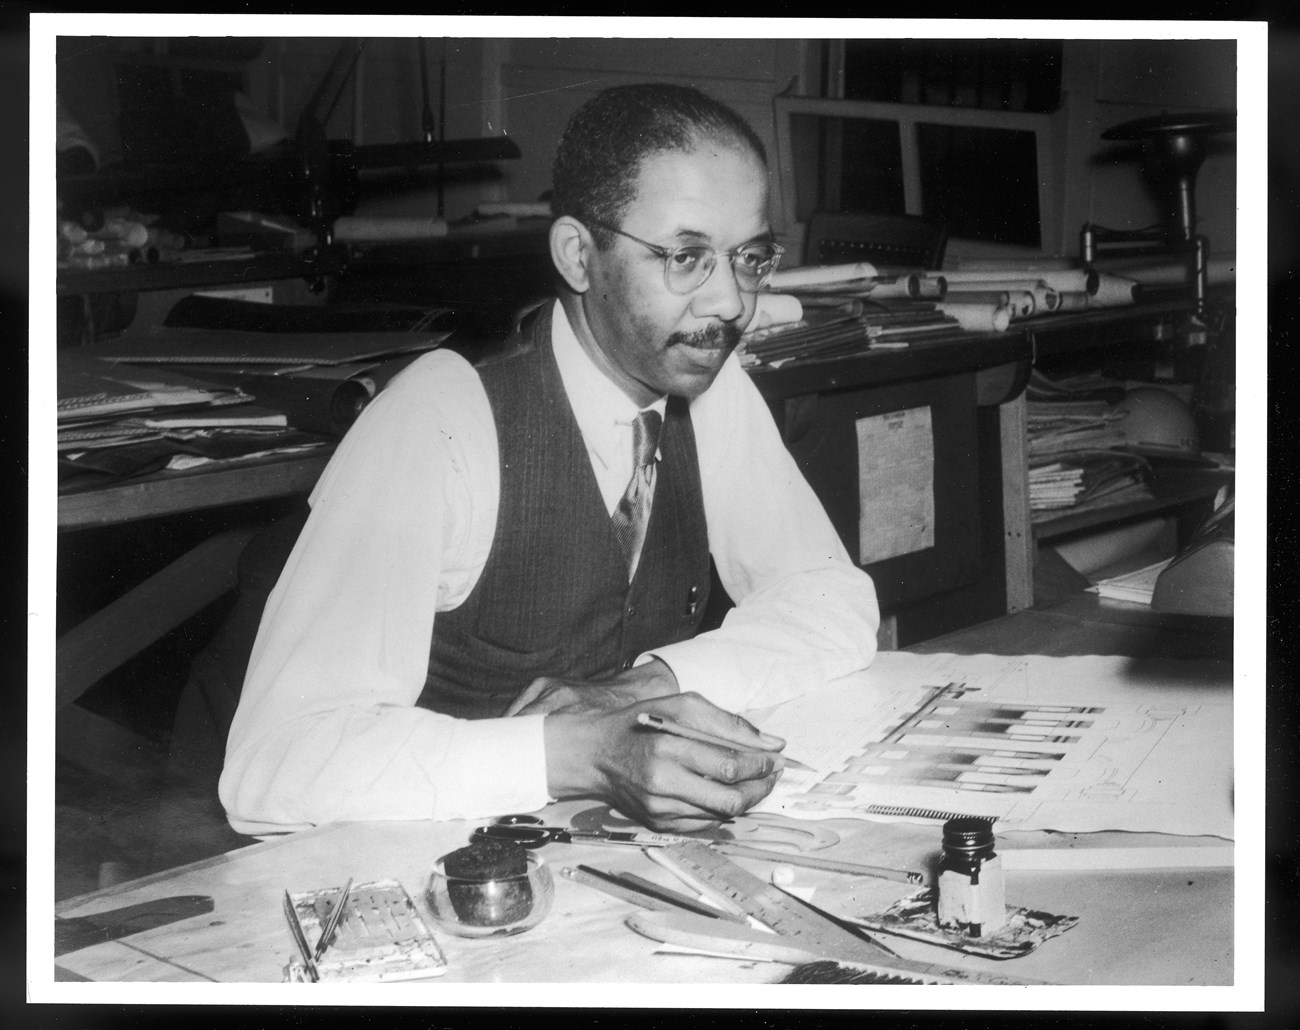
left=1025, top=369, right=1157, bottom=520
left=1091, top=558, right=1173, bottom=604
left=1028, top=451, right=1153, bottom=516
left=57, top=350, right=325, bottom=487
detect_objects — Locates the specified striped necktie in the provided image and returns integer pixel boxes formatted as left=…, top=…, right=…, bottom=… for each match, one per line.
left=611, top=409, right=662, bottom=580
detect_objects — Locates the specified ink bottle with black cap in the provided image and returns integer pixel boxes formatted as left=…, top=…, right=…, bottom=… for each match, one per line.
left=936, top=817, right=1007, bottom=937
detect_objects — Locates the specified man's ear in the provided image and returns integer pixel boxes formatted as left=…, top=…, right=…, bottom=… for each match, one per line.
left=550, top=216, right=592, bottom=294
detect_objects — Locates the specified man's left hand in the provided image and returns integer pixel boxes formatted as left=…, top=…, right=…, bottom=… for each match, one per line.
left=503, top=658, right=680, bottom=716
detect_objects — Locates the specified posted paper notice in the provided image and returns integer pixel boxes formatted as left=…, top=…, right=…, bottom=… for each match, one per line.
left=856, top=407, right=935, bottom=564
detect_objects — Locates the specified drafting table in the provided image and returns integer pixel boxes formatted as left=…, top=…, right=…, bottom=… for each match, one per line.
left=47, top=602, right=1239, bottom=993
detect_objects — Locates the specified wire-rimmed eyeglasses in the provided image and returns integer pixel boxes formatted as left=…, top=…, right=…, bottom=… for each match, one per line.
left=585, top=218, right=784, bottom=295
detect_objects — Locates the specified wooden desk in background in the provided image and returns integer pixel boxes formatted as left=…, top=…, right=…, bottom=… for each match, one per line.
left=48, top=599, right=1236, bottom=991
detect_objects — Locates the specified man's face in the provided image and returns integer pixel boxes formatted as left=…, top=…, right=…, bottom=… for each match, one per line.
left=578, top=142, right=771, bottom=404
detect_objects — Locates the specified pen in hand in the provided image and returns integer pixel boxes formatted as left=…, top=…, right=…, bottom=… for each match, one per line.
left=636, top=713, right=816, bottom=772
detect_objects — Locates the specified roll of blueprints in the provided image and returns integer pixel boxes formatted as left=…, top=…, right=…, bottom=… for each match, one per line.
left=939, top=268, right=1098, bottom=294
left=936, top=302, right=1012, bottom=332
left=1052, top=291, right=1091, bottom=312
left=1002, top=290, right=1036, bottom=318
left=868, top=274, right=924, bottom=299
left=768, top=261, right=879, bottom=289
left=938, top=289, right=1011, bottom=307
left=907, top=274, right=947, bottom=300
left=1089, top=273, right=1140, bottom=307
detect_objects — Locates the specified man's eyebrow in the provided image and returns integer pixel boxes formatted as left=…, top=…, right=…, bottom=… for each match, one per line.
left=669, top=227, right=776, bottom=246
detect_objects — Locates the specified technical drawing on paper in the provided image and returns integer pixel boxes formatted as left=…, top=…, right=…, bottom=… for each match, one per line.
left=752, top=652, right=1233, bottom=838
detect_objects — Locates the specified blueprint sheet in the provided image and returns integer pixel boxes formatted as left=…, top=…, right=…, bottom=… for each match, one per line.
left=751, top=651, right=1233, bottom=839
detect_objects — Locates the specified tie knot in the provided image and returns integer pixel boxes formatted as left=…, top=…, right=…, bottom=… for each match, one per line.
left=632, top=409, right=662, bottom=469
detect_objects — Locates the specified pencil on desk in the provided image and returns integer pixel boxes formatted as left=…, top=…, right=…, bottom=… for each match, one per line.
left=636, top=713, right=816, bottom=772
left=561, top=864, right=740, bottom=921
left=561, top=865, right=701, bottom=918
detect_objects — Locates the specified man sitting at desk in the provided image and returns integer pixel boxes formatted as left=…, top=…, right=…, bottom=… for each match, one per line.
left=220, top=84, right=879, bottom=836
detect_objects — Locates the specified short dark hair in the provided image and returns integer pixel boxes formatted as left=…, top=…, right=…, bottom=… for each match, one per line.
left=550, top=83, right=768, bottom=248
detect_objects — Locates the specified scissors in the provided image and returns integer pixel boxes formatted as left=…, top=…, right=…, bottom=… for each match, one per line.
left=471, top=814, right=700, bottom=849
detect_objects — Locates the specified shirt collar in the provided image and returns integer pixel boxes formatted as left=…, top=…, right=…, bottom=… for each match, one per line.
left=550, top=299, right=667, bottom=470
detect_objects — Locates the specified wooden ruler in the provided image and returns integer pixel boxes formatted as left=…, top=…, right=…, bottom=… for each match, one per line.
left=644, top=843, right=1051, bottom=986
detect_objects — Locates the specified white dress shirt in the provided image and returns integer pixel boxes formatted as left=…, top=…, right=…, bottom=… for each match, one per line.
left=220, top=301, right=879, bottom=835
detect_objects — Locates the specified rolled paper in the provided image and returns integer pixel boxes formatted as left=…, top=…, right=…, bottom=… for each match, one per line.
left=866, top=277, right=918, bottom=299
left=937, top=289, right=1011, bottom=307
left=1003, top=290, right=1036, bottom=318
left=936, top=302, right=1012, bottom=333
left=1052, top=291, right=1091, bottom=312
left=1033, top=285, right=1060, bottom=312
left=767, top=261, right=879, bottom=290
left=751, top=291, right=804, bottom=329
left=332, top=215, right=450, bottom=243
left=940, top=268, right=1098, bottom=295
left=1088, top=272, right=1141, bottom=307
left=907, top=274, right=947, bottom=300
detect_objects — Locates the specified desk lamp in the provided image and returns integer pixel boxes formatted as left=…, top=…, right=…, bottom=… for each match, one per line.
left=1080, top=110, right=1236, bottom=323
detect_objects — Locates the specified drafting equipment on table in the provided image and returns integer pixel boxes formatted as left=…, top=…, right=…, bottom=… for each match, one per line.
left=752, top=651, right=1232, bottom=839
left=710, top=841, right=924, bottom=885
left=560, top=865, right=741, bottom=922
left=633, top=844, right=1053, bottom=985
left=473, top=816, right=698, bottom=849
left=312, top=878, right=353, bottom=962
left=282, top=879, right=446, bottom=983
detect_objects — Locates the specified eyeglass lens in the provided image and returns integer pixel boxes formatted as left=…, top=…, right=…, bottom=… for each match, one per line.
left=664, top=244, right=781, bottom=295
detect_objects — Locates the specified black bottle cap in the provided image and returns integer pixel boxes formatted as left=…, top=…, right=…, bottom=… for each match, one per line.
left=941, top=817, right=996, bottom=853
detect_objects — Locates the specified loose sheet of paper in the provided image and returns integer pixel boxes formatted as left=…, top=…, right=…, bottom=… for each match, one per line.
left=855, top=407, right=935, bottom=564
left=751, top=652, right=1232, bottom=839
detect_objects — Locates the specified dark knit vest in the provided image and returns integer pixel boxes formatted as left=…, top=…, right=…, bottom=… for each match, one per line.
left=417, top=307, right=711, bottom=718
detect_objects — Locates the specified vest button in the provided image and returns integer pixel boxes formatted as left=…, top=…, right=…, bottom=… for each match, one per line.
left=626, top=605, right=636, bottom=617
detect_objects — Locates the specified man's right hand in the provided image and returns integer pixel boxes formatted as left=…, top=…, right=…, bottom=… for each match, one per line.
left=540, top=691, right=788, bottom=833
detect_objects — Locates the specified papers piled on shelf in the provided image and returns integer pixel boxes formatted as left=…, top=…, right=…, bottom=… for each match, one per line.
left=1090, top=558, right=1174, bottom=604
left=1026, top=399, right=1128, bottom=458
left=1025, top=370, right=1158, bottom=519
left=1028, top=450, right=1153, bottom=515
left=56, top=351, right=328, bottom=487
left=737, top=300, right=963, bottom=368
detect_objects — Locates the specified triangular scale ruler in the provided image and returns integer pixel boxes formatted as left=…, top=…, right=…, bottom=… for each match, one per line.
left=654, top=843, right=887, bottom=964
left=649, top=843, right=1051, bottom=986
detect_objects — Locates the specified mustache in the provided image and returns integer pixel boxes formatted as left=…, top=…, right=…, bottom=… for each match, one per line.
left=667, top=322, right=743, bottom=351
